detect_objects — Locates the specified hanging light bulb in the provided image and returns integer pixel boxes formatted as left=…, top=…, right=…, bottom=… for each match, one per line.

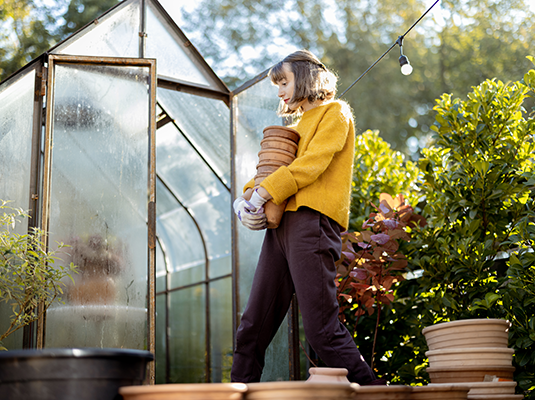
left=399, top=55, right=413, bottom=75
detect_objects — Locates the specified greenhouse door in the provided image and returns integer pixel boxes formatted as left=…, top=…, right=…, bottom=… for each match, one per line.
left=40, top=54, right=157, bottom=378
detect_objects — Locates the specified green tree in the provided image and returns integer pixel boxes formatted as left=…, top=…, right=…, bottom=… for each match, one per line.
left=180, top=0, right=535, bottom=154
left=0, top=0, right=119, bottom=82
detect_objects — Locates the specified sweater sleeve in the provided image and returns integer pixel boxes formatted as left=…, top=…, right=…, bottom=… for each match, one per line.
left=260, top=103, right=350, bottom=205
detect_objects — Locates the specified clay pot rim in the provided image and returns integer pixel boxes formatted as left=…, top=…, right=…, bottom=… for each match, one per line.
left=426, top=347, right=515, bottom=356
left=258, top=148, right=296, bottom=157
left=467, top=395, right=524, bottom=399
left=260, top=137, right=299, bottom=146
left=429, top=382, right=517, bottom=388
left=357, top=385, right=412, bottom=392
left=411, top=385, right=470, bottom=393
left=246, top=381, right=356, bottom=390
left=422, top=319, right=511, bottom=335
left=426, top=366, right=515, bottom=372
left=263, top=125, right=300, bottom=136
left=309, top=367, right=348, bottom=376
left=119, top=383, right=248, bottom=394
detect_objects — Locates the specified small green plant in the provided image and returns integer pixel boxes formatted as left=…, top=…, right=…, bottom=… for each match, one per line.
left=336, top=193, right=425, bottom=370
left=0, top=200, right=77, bottom=350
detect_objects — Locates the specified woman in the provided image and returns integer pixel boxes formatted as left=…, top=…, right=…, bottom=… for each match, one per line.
left=232, top=50, right=379, bottom=385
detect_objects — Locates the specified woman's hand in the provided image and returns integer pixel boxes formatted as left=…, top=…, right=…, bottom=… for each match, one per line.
left=233, top=196, right=267, bottom=231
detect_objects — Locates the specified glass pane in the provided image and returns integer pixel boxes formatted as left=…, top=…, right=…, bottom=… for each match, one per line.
left=45, top=62, right=151, bottom=350
left=158, top=206, right=205, bottom=288
left=155, top=294, right=167, bottom=384
left=0, top=68, right=36, bottom=234
left=156, top=123, right=231, bottom=279
left=169, top=286, right=206, bottom=383
left=234, top=76, right=289, bottom=381
left=145, top=2, right=216, bottom=88
left=53, top=0, right=140, bottom=58
left=156, top=238, right=166, bottom=293
left=158, top=89, right=230, bottom=185
left=210, top=278, right=233, bottom=383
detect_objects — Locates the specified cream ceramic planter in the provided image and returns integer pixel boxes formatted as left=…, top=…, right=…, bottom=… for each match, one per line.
left=245, top=381, right=356, bottom=400
left=430, top=381, right=517, bottom=396
left=306, top=367, right=350, bottom=383
left=426, top=347, right=514, bottom=368
left=423, top=319, right=510, bottom=350
left=119, top=383, right=247, bottom=400
left=355, top=385, right=412, bottom=400
left=427, top=366, right=515, bottom=384
left=411, top=385, right=469, bottom=400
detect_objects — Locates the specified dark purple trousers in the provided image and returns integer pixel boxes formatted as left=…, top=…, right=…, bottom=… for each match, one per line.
left=231, top=207, right=376, bottom=384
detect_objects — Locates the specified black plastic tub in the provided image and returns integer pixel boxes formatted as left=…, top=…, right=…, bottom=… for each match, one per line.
left=0, top=348, right=154, bottom=400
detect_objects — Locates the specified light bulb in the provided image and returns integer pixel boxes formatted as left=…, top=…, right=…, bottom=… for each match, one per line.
left=399, top=55, right=413, bottom=76
left=401, top=63, right=413, bottom=75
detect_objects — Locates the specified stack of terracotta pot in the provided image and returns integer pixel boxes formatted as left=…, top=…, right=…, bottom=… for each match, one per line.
left=245, top=125, right=300, bottom=229
left=423, top=319, right=523, bottom=400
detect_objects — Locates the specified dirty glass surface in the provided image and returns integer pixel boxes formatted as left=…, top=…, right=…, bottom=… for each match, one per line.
left=210, top=277, right=233, bottom=382
left=168, top=285, right=206, bottom=383
left=53, top=0, right=140, bottom=58
left=233, top=76, right=287, bottom=381
left=156, top=122, right=231, bottom=280
left=0, top=68, right=35, bottom=227
left=145, top=2, right=215, bottom=88
left=155, top=293, right=167, bottom=384
left=45, top=63, right=150, bottom=350
left=0, top=68, right=36, bottom=351
left=158, top=88, right=230, bottom=185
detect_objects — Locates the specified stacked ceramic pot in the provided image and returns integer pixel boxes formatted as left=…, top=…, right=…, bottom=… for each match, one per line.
left=423, top=319, right=523, bottom=400
left=248, top=125, right=300, bottom=229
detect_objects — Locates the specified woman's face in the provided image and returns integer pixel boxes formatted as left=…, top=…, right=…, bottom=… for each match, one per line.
left=276, top=63, right=304, bottom=111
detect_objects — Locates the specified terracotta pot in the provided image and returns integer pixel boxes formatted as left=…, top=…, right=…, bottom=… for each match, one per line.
left=411, top=385, right=469, bottom=400
left=262, top=125, right=300, bottom=144
left=248, top=125, right=300, bottom=229
left=256, top=160, right=286, bottom=175
left=306, top=367, right=350, bottom=383
left=245, top=381, right=356, bottom=400
left=258, top=148, right=296, bottom=165
left=422, top=319, right=511, bottom=350
left=119, top=383, right=247, bottom=400
left=430, top=381, right=517, bottom=396
left=68, top=276, right=116, bottom=305
left=355, top=385, right=412, bottom=400
left=426, top=366, right=515, bottom=384
left=260, top=137, right=299, bottom=154
left=426, top=348, right=514, bottom=368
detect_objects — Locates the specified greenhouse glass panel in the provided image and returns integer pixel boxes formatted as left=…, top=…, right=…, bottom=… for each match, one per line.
left=233, top=76, right=289, bottom=381
left=158, top=88, right=230, bottom=185
left=155, top=293, right=167, bottom=384
left=53, top=0, right=140, bottom=58
left=45, top=62, right=151, bottom=350
left=210, top=277, right=233, bottom=382
left=156, top=238, right=166, bottom=293
left=157, top=205, right=205, bottom=289
left=145, top=2, right=215, bottom=88
left=169, top=285, right=206, bottom=383
left=0, top=68, right=36, bottom=227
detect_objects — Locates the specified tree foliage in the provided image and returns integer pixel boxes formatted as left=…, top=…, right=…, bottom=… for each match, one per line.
left=180, top=0, right=535, bottom=153
left=0, top=0, right=119, bottom=82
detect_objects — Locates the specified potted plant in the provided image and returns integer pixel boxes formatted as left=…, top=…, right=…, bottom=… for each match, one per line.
left=0, top=199, right=77, bottom=349
left=0, top=200, right=153, bottom=400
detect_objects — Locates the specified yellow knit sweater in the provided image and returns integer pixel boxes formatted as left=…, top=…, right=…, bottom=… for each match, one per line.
left=245, top=100, right=355, bottom=231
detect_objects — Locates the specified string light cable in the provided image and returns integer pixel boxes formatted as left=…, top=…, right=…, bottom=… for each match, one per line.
left=338, top=0, right=440, bottom=99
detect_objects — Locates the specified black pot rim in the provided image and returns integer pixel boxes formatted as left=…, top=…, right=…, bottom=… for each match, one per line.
left=0, top=347, right=154, bottom=361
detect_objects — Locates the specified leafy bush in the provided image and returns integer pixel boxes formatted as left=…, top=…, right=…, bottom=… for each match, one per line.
left=410, top=57, right=535, bottom=397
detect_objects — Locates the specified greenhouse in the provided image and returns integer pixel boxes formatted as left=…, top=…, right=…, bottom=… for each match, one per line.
left=0, top=0, right=298, bottom=384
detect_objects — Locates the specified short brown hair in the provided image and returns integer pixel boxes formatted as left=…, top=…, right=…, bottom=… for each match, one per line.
left=269, top=50, right=338, bottom=115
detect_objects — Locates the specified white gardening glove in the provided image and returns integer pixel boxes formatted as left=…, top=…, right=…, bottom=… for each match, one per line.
left=249, top=189, right=268, bottom=210
left=233, top=196, right=267, bottom=231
